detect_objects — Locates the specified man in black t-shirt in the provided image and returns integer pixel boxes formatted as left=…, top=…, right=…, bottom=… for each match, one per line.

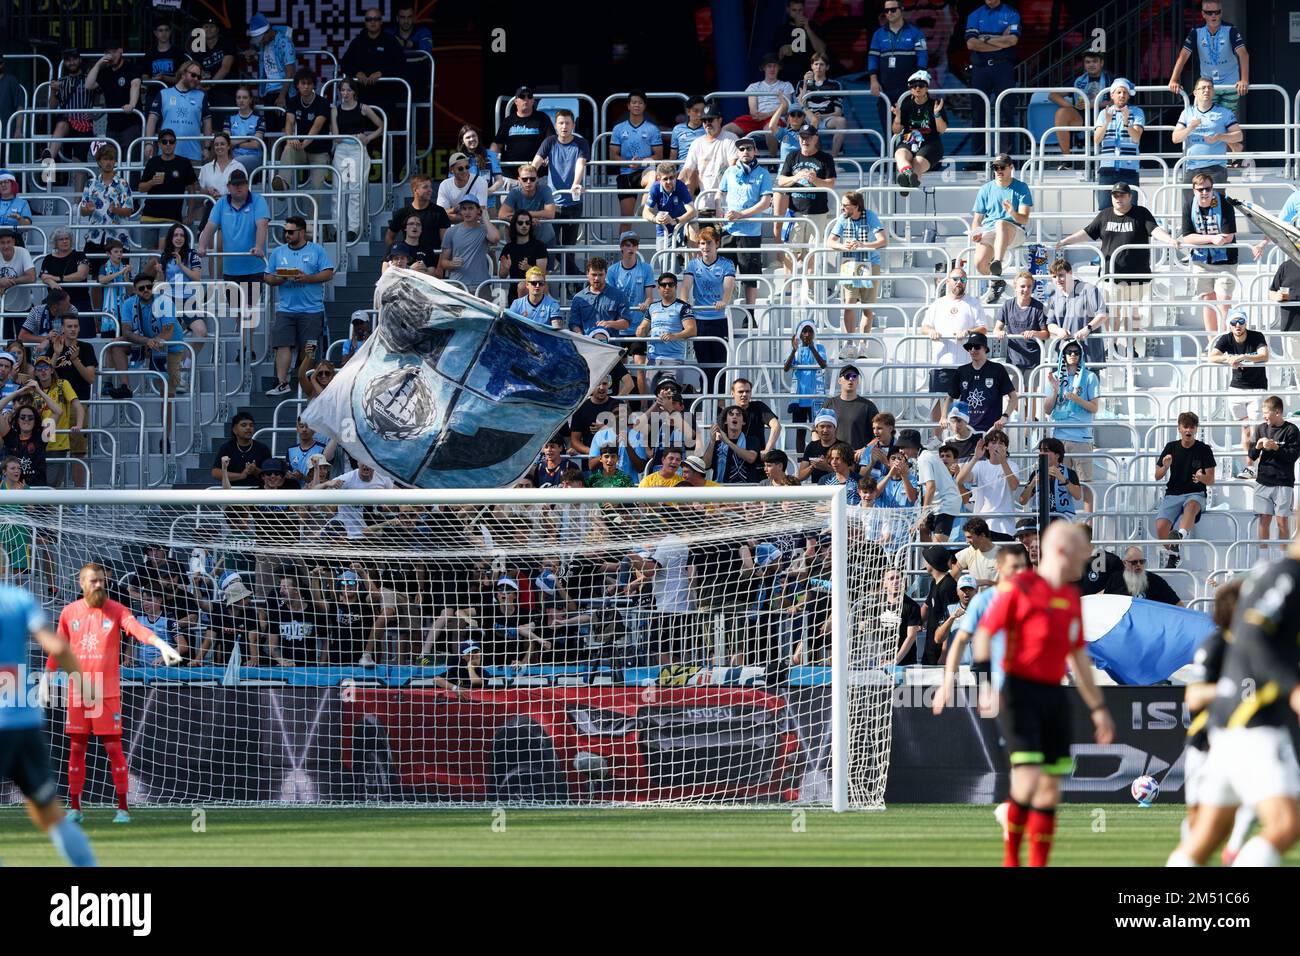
left=383, top=174, right=450, bottom=251
left=776, top=126, right=836, bottom=269
left=895, top=76, right=946, bottom=188
left=730, top=377, right=781, bottom=454
left=1209, top=307, right=1269, bottom=469
left=797, top=409, right=840, bottom=483
left=1270, top=257, right=1300, bottom=387
left=210, top=412, right=271, bottom=488
left=199, top=579, right=260, bottom=665
left=278, top=70, right=332, bottom=214
left=945, top=332, right=1017, bottom=435
left=261, top=567, right=330, bottom=666
left=921, top=545, right=958, bottom=666
left=491, top=88, right=556, bottom=172
left=819, top=364, right=878, bottom=450
left=195, top=19, right=236, bottom=108
left=1247, top=396, right=1300, bottom=553
left=331, top=569, right=379, bottom=665
left=41, top=315, right=97, bottom=403
left=568, top=375, right=618, bottom=457
left=1154, top=411, right=1217, bottom=568
left=138, top=131, right=198, bottom=239
left=84, top=41, right=142, bottom=157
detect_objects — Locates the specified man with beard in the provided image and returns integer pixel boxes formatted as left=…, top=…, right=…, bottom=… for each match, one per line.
left=1103, top=546, right=1182, bottom=605
left=49, top=563, right=182, bottom=824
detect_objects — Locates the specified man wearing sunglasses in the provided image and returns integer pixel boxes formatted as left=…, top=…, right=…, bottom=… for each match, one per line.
left=499, top=163, right=557, bottom=245
left=491, top=86, right=556, bottom=174
left=970, top=152, right=1032, bottom=306
left=1180, top=170, right=1238, bottom=342
left=868, top=1, right=928, bottom=137
left=1209, top=307, right=1269, bottom=469
left=264, top=215, right=335, bottom=396
left=138, top=128, right=199, bottom=249
left=145, top=59, right=212, bottom=165
left=436, top=150, right=490, bottom=224
left=1102, top=547, right=1181, bottom=606
left=509, top=266, right=562, bottom=330
left=1169, top=2, right=1249, bottom=119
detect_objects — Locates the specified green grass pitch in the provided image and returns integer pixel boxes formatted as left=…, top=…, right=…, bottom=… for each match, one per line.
left=5, top=804, right=1294, bottom=866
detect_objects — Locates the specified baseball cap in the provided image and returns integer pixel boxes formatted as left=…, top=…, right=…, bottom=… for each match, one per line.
left=534, top=570, right=557, bottom=594
left=895, top=428, right=923, bottom=451
left=735, top=136, right=758, bottom=149
left=448, top=151, right=469, bottom=166
left=786, top=103, right=806, bottom=115
left=226, top=168, right=248, bottom=184
left=1110, top=181, right=1133, bottom=195
left=796, top=123, right=819, bottom=137
left=760, top=52, right=780, bottom=67
left=957, top=573, right=978, bottom=591
left=908, top=70, right=931, bottom=86
left=460, top=640, right=482, bottom=656
left=923, top=545, right=953, bottom=571
left=337, top=570, right=360, bottom=585
left=839, top=363, right=860, bottom=379
left=1014, top=517, right=1039, bottom=536
left=0, top=351, right=14, bottom=366
left=701, top=104, right=722, bottom=120
left=992, top=152, right=1014, bottom=168
left=387, top=242, right=417, bottom=261
left=248, top=13, right=271, bottom=37
left=755, top=542, right=781, bottom=566
left=948, top=400, right=971, bottom=423
left=32, top=356, right=51, bottom=368
left=496, top=576, right=520, bottom=591
left=515, top=86, right=534, bottom=100
left=350, top=311, right=371, bottom=326
left=589, top=327, right=612, bottom=341
left=457, top=195, right=482, bottom=207
left=260, top=458, right=285, bottom=473
left=618, top=229, right=640, bottom=245
left=964, top=331, right=990, bottom=350
left=683, top=455, right=708, bottom=475
left=814, top=409, right=838, bottom=427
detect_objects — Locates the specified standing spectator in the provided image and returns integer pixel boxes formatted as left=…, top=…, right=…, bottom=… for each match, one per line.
left=437, top=198, right=498, bottom=296
left=1044, top=257, right=1110, bottom=366
left=828, top=191, right=887, bottom=349
left=499, top=165, right=556, bottom=245
left=225, top=85, right=268, bottom=178
left=144, top=21, right=180, bottom=81
left=492, top=86, right=556, bottom=176
left=680, top=106, right=738, bottom=223
left=1181, top=172, right=1238, bottom=341
left=773, top=0, right=828, bottom=83
left=498, top=214, right=548, bottom=296
left=729, top=378, right=781, bottom=456
left=705, top=407, right=762, bottom=484
left=1043, top=341, right=1100, bottom=484
left=920, top=544, right=959, bottom=664
left=0, top=171, right=33, bottom=237
left=286, top=419, right=329, bottom=485
left=821, top=364, right=879, bottom=450
left=0, top=57, right=19, bottom=161
left=41, top=314, right=97, bottom=480
left=970, top=153, right=1033, bottom=305
left=1169, top=0, right=1248, bottom=159
left=569, top=374, right=618, bottom=457
left=993, top=272, right=1047, bottom=383
left=586, top=445, right=635, bottom=488
left=775, top=125, right=836, bottom=273
left=1103, top=548, right=1181, bottom=604
left=568, top=258, right=632, bottom=336
left=333, top=79, right=385, bottom=241
left=643, top=162, right=698, bottom=263
left=681, top=228, right=736, bottom=393
left=0, top=229, right=35, bottom=320
left=897, top=427, right=962, bottom=541
left=670, top=96, right=708, bottom=161
left=1058, top=182, right=1178, bottom=356
left=920, top=267, right=987, bottom=427
left=527, top=437, right=569, bottom=488
left=29, top=357, right=81, bottom=488
left=341, top=7, right=410, bottom=175
left=1092, top=79, right=1145, bottom=207
left=532, top=109, right=588, bottom=275
left=725, top=56, right=797, bottom=150
left=197, top=169, right=269, bottom=315
left=263, top=215, right=335, bottom=396
left=965, top=0, right=1021, bottom=154
left=391, top=214, right=437, bottom=271
left=945, top=331, right=1017, bottom=436
left=275, top=69, right=332, bottom=214
left=437, top=152, right=492, bottom=224
left=718, top=138, right=773, bottom=309
left=1209, top=307, right=1269, bottom=470
left=1154, top=411, right=1216, bottom=568
left=77, top=144, right=133, bottom=308
left=95, top=240, right=131, bottom=336
left=137, top=131, right=200, bottom=250
left=1268, top=248, right=1300, bottom=387
left=317, top=463, right=395, bottom=538
left=1076, top=524, right=1123, bottom=595
left=145, top=61, right=213, bottom=165
left=877, top=446, right=919, bottom=510
left=195, top=18, right=236, bottom=106
left=46, top=50, right=93, bottom=182
left=37, top=229, right=91, bottom=313
left=954, top=430, right=1020, bottom=537
left=1018, top=436, right=1083, bottom=519
left=383, top=175, right=449, bottom=251
left=784, top=320, right=828, bottom=453
left=862, top=411, right=900, bottom=482
left=1048, top=51, right=1110, bottom=168
left=1246, top=396, right=1299, bottom=554
left=610, top=91, right=663, bottom=223
left=635, top=272, right=696, bottom=379
left=942, top=401, right=981, bottom=461
left=767, top=96, right=809, bottom=167
left=892, top=70, right=947, bottom=190
left=245, top=13, right=297, bottom=107
left=84, top=41, right=142, bottom=161
left=457, top=125, right=502, bottom=198
left=607, top=231, right=655, bottom=316
left=1172, top=77, right=1241, bottom=184
left=869, top=1, right=929, bottom=138
left=799, top=53, right=848, bottom=156
left=260, top=567, right=330, bottom=666
left=819, top=442, right=861, bottom=503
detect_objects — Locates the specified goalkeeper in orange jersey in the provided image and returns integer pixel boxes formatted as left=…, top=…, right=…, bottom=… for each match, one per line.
left=43, top=563, right=182, bottom=824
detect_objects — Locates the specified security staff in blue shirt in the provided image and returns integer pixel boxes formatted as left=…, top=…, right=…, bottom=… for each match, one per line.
left=868, top=2, right=928, bottom=134
left=965, top=0, right=1021, bottom=154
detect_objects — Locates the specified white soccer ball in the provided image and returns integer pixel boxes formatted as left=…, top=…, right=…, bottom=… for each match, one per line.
left=1131, top=774, right=1160, bottom=806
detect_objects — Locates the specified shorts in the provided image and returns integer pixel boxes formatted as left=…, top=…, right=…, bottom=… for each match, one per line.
left=722, top=233, right=763, bottom=287
left=143, top=349, right=184, bottom=394
left=1212, top=91, right=1240, bottom=115
left=1107, top=279, right=1150, bottom=305
left=1196, top=725, right=1300, bottom=808
left=1253, top=483, right=1293, bottom=516
left=65, top=694, right=123, bottom=737
left=68, top=430, right=89, bottom=455
left=58, top=135, right=90, bottom=162
left=1193, top=262, right=1237, bottom=298
left=1061, top=440, right=1095, bottom=483
left=1229, top=388, right=1265, bottom=422
left=0, top=725, right=59, bottom=806
left=1157, top=491, right=1206, bottom=526
left=978, top=223, right=1026, bottom=252
left=727, top=114, right=766, bottom=135
left=1184, top=744, right=1207, bottom=806
left=271, top=310, right=325, bottom=351
left=785, top=212, right=832, bottom=250
left=621, top=337, right=647, bottom=358
left=840, top=261, right=879, bottom=305
left=998, top=674, right=1074, bottom=775
left=909, top=138, right=944, bottom=168
left=928, top=367, right=958, bottom=395
left=924, top=511, right=955, bottom=536
left=615, top=171, right=648, bottom=194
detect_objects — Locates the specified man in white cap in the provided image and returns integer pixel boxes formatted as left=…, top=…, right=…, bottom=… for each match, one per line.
left=437, top=151, right=491, bottom=223
left=798, top=408, right=841, bottom=482
left=892, top=70, right=947, bottom=190
left=681, top=454, right=721, bottom=488
left=1208, top=306, right=1269, bottom=470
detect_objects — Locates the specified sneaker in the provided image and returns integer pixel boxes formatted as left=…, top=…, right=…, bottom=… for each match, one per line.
left=988, top=259, right=1003, bottom=277
left=1162, top=544, right=1180, bottom=569
left=271, top=175, right=289, bottom=191
left=1055, top=161, right=1072, bottom=171
left=266, top=381, right=291, bottom=396
left=358, top=652, right=376, bottom=667
left=896, top=171, right=911, bottom=192
left=68, top=808, right=84, bottom=824
left=113, top=810, right=131, bottom=824
left=107, top=384, right=133, bottom=400
left=907, top=170, right=921, bottom=189
left=855, top=341, right=874, bottom=360
left=982, top=280, right=1005, bottom=305
left=1236, top=465, right=1257, bottom=480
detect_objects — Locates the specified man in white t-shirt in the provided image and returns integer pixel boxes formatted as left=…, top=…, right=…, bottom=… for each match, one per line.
left=0, top=228, right=35, bottom=313
left=953, top=430, right=1020, bottom=537
left=724, top=54, right=797, bottom=151
left=318, top=462, right=395, bottom=537
left=919, top=267, right=987, bottom=428
left=897, top=427, right=962, bottom=541
left=436, top=152, right=491, bottom=223
left=682, top=106, right=739, bottom=215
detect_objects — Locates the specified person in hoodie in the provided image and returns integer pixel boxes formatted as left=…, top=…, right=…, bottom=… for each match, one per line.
left=0, top=171, right=33, bottom=244
left=341, top=8, right=409, bottom=176
left=1042, top=340, right=1100, bottom=486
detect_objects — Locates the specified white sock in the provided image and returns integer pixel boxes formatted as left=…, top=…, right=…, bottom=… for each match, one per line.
left=1177, top=529, right=1189, bottom=539
left=1232, top=835, right=1281, bottom=867
left=1226, top=807, right=1256, bottom=853
left=1166, top=848, right=1200, bottom=867
left=1180, top=816, right=1192, bottom=842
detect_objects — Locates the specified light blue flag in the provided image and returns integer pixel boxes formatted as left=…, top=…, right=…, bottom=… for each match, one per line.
left=302, top=269, right=624, bottom=488
left=1082, top=594, right=1214, bottom=685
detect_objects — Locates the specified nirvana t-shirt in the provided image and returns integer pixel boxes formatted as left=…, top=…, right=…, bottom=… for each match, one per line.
left=1084, top=204, right=1161, bottom=278
left=1158, top=439, right=1216, bottom=495
left=1212, top=330, right=1268, bottom=390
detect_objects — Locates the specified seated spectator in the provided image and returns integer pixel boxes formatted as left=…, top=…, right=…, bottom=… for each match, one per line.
left=994, top=272, right=1047, bottom=382
left=47, top=49, right=92, bottom=186
left=104, top=273, right=184, bottom=406
left=568, top=373, right=618, bottom=459
left=705, top=406, right=761, bottom=484
left=528, top=436, right=568, bottom=488
left=296, top=354, right=336, bottom=399
left=1181, top=172, right=1238, bottom=342
left=945, top=331, right=1017, bottom=437
left=38, top=229, right=91, bottom=313
left=610, top=91, right=663, bottom=223
left=784, top=321, right=828, bottom=453
left=1172, top=76, right=1240, bottom=185
left=766, top=96, right=809, bottom=167
left=892, top=70, right=947, bottom=190
left=225, top=84, right=268, bottom=177
left=726, top=54, right=796, bottom=146
left=1247, top=396, right=1300, bottom=555
left=392, top=214, right=438, bottom=271
left=932, top=573, right=980, bottom=662
left=437, top=151, right=492, bottom=223
left=1018, top=436, right=1083, bottom=519
left=20, top=288, right=77, bottom=353
left=897, top=427, right=962, bottom=542
left=819, top=441, right=861, bottom=503
left=920, top=544, right=959, bottom=665
left=1077, top=523, right=1124, bottom=595
left=84, top=40, right=143, bottom=160
left=510, top=267, right=562, bottom=329
left=607, top=231, right=655, bottom=318
left=1014, top=517, right=1039, bottom=566
left=942, top=401, right=980, bottom=462
left=1208, top=307, right=1268, bottom=470
left=1102, top=547, right=1181, bottom=605
left=953, top=430, right=1019, bottom=538
left=341, top=312, right=371, bottom=363
left=828, top=191, right=887, bottom=348
left=586, top=445, right=635, bottom=488
left=727, top=378, right=781, bottom=456
left=210, top=411, right=271, bottom=488
left=0, top=395, right=48, bottom=486
left=636, top=272, right=696, bottom=386
left=1044, top=341, right=1100, bottom=484
left=500, top=167, right=557, bottom=247
left=134, top=591, right=179, bottom=664
left=1049, top=51, right=1110, bottom=167
left=433, top=639, right=487, bottom=692
left=798, top=52, right=848, bottom=156
left=861, top=411, right=899, bottom=482
left=625, top=377, right=687, bottom=475
left=286, top=418, right=332, bottom=485
left=643, top=162, right=698, bottom=256
left=498, top=212, right=548, bottom=297
left=921, top=267, right=987, bottom=428
left=457, top=124, right=503, bottom=197
left=681, top=454, right=721, bottom=489
left=798, top=408, right=840, bottom=483
left=970, top=153, right=1033, bottom=306
left=317, top=463, right=396, bottom=538
left=640, top=447, right=684, bottom=488
left=1044, top=257, right=1109, bottom=366
left=0, top=228, right=34, bottom=323
left=438, top=197, right=499, bottom=295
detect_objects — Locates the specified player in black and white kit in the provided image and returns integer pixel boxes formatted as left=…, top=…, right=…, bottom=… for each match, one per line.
left=1168, top=552, right=1300, bottom=866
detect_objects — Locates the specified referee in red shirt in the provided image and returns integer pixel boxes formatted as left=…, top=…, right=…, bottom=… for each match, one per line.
left=972, top=521, right=1115, bottom=866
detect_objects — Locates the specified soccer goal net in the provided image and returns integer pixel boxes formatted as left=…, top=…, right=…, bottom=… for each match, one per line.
left=2, top=488, right=913, bottom=810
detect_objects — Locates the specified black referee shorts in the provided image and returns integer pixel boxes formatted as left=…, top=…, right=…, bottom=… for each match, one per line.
left=999, top=674, right=1075, bottom=775
left=0, top=724, right=60, bottom=807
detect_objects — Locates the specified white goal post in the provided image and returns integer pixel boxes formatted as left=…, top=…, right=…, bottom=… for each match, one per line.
left=2, top=486, right=912, bottom=812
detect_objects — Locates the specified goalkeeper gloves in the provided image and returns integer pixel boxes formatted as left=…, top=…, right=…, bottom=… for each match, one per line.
left=154, top=640, right=183, bottom=666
